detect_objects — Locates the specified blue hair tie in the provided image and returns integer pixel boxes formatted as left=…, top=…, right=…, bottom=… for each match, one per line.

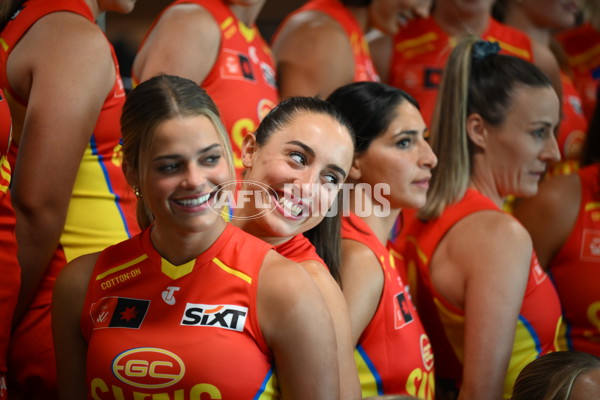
left=472, top=40, right=501, bottom=61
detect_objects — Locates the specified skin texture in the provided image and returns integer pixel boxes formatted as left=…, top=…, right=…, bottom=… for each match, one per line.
left=272, top=0, right=428, bottom=99
left=569, top=368, right=600, bottom=400
left=434, top=85, right=560, bottom=400
left=6, top=0, right=136, bottom=325
left=52, top=114, right=341, bottom=400
left=236, top=111, right=361, bottom=399
left=341, top=101, right=436, bottom=345
left=132, top=1, right=266, bottom=84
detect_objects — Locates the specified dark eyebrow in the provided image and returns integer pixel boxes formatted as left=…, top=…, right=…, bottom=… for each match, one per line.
left=153, top=143, right=222, bottom=161
left=287, top=140, right=347, bottom=179
left=393, top=128, right=422, bottom=137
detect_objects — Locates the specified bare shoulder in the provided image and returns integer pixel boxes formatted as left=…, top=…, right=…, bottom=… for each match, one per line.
left=145, top=3, right=219, bottom=38
left=55, top=253, right=100, bottom=295
left=366, top=29, right=393, bottom=83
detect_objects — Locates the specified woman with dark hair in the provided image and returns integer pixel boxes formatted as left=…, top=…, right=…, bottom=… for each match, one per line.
left=271, top=0, right=429, bottom=99
left=395, top=36, right=564, bottom=399
left=514, top=85, right=600, bottom=358
left=233, top=96, right=361, bottom=399
left=328, top=81, right=437, bottom=398
left=52, top=75, right=341, bottom=400
left=1, top=0, right=139, bottom=398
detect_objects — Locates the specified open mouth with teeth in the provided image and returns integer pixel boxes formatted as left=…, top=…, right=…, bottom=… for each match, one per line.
left=174, top=192, right=211, bottom=208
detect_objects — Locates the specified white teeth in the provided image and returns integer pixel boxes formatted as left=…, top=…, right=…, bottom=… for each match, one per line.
left=176, top=193, right=210, bottom=207
left=278, top=197, right=302, bottom=217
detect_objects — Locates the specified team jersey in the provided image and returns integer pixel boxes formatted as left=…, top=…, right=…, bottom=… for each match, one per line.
left=388, top=16, right=532, bottom=125
left=547, top=73, right=589, bottom=176
left=82, top=224, right=279, bottom=399
left=548, top=165, right=600, bottom=356
left=275, top=233, right=324, bottom=266
left=341, top=213, right=434, bottom=399
left=0, top=89, right=17, bottom=398
left=556, top=22, right=600, bottom=121
left=397, top=189, right=563, bottom=399
left=274, top=0, right=380, bottom=83
left=137, top=0, right=278, bottom=173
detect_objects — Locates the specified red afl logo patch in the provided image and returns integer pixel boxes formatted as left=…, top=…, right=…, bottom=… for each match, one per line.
left=112, top=347, right=185, bottom=389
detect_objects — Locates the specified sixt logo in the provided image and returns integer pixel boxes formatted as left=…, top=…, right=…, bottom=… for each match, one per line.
left=181, top=303, right=248, bottom=332
left=112, top=347, right=185, bottom=389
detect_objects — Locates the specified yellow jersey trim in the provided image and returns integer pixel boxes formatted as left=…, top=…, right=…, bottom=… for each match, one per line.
left=96, top=254, right=148, bottom=280
left=212, top=257, right=252, bottom=284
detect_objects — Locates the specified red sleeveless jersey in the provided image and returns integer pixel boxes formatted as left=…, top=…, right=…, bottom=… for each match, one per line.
left=556, top=22, right=600, bottom=121
left=0, top=89, right=18, bottom=384
left=275, top=233, right=325, bottom=266
left=274, top=0, right=380, bottom=83
left=548, top=164, right=600, bottom=356
left=397, top=189, right=563, bottom=399
left=137, top=0, right=278, bottom=173
left=82, top=224, right=279, bottom=399
left=342, top=213, right=434, bottom=399
left=388, top=17, right=532, bottom=126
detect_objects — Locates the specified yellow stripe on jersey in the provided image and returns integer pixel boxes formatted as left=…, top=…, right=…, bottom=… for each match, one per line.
left=585, top=201, right=600, bottom=212
left=567, top=43, right=600, bottom=67
left=488, top=36, right=531, bottom=61
left=0, top=38, right=8, bottom=51
left=354, top=349, right=380, bottom=398
left=256, top=369, right=280, bottom=400
left=238, top=21, right=256, bottom=43
left=161, top=258, right=195, bottom=280
left=96, top=254, right=148, bottom=280
left=405, top=236, right=429, bottom=265
left=212, top=257, right=252, bottom=284
left=0, top=155, right=11, bottom=193
left=395, top=32, right=438, bottom=52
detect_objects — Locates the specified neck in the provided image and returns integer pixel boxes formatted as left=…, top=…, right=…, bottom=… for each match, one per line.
left=229, top=1, right=265, bottom=26
left=433, top=4, right=490, bottom=37
left=468, top=161, right=504, bottom=208
left=503, top=5, right=552, bottom=44
left=231, top=218, right=293, bottom=247
left=349, top=187, right=400, bottom=245
left=345, top=4, right=370, bottom=33
left=150, top=219, right=227, bottom=266
left=83, top=0, right=100, bottom=19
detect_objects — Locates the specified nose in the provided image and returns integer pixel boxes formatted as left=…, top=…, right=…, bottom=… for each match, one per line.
left=542, top=134, right=561, bottom=164
left=418, top=138, right=438, bottom=169
left=181, top=164, right=206, bottom=190
left=291, top=168, right=320, bottom=199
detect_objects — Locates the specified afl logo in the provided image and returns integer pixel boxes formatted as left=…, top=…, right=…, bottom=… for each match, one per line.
left=420, top=334, right=434, bottom=371
left=112, top=347, right=185, bottom=389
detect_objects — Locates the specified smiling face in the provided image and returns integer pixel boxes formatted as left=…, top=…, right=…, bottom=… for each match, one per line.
left=142, top=115, right=231, bottom=236
left=482, top=85, right=561, bottom=198
left=240, top=111, right=354, bottom=241
left=352, top=101, right=437, bottom=210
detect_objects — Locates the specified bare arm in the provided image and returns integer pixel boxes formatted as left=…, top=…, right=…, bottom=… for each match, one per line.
left=132, top=4, right=220, bottom=85
left=272, top=11, right=356, bottom=100
left=258, top=251, right=340, bottom=400
left=52, top=252, right=99, bottom=400
left=367, top=30, right=393, bottom=84
left=432, top=212, right=533, bottom=400
left=6, top=12, right=115, bottom=323
left=301, top=260, right=361, bottom=400
left=339, top=239, right=384, bottom=346
left=512, top=174, right=580, bottom=269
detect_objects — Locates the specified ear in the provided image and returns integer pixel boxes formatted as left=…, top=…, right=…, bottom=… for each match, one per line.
left=465, top=113, right=488, bottom=149
left=348, top=156, right=362, bottom=180
left=122, top=161, right=139, bottom=188
left=241, top=133, right=257, bottom=168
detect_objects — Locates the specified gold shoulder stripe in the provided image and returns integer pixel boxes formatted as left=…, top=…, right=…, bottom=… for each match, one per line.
left=395, top=32, right=438, bottom=52
left=487, top=37, right=531, bottom=60
left=96, top=254, right=148, bottom=280
left=220, top=16, right=234, bottom=30
left=585, top=202, right=600, bottom=212
left=405, top=235, right=429, bottom=264
left=0, top=38, right=8, bottom=52
left=212, top=257, right=252, bottom=284
left=568, top=44, right=600, bottom=67
left=161, top=258, right=195, bottom=280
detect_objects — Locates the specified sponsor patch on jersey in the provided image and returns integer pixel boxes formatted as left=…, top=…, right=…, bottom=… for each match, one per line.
left=112, top=347, right=185, bottom=389
left=420, top=334, right=434, bottom=371
left=532, top=257, right=548, bottom=286
left=90, top=296, right=150, bottom=329
left=394, top=291, right=415, bottom=329
left=581, top=229, right=600, bottom=262
left=220, top=49, right=255, bottom=82
left=424, top=68, right=443, bottom=89
left=260, top=62, right=276, bottom=88
left=180, top=303, right=248, bottom=332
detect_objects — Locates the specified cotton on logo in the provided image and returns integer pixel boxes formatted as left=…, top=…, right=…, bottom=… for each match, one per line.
left=181, top=303, right=248, bottom=332
left=162, top=287, right=180, bottom=305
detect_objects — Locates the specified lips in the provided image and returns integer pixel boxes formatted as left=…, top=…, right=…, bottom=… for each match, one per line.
left=172, top=192, right=212, bottom=210
left=272, top=191, right=310, bottom=221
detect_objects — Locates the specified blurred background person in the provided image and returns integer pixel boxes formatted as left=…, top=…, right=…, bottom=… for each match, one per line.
left=0, top=0, right=139, bottom=398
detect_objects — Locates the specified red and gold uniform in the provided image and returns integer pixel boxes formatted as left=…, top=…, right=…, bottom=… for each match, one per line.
left=0, top=0, right=138, bottom=397
left=388, top=17, right=532, bottom=125
left=275, top=233, right=323, bottom=266
left=556, top=22, right=600, bottom=121
left=137, top=0, right=278, bottom=173
left=82, top=224, right=279, bottom=399
left=397, top=189, right=563, bottom=399
left=342, top=213, right=434, bottom=399
left=274, top=0, right=380, bottom=83
left=548, top=73, right=589, bottom=176
left=0, top=89, right=17, bottom=400
left=548, top=164, right=600, bottom=356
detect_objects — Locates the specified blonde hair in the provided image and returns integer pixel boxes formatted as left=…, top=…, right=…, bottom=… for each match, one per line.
left=121, top=74, right=234, bottom=230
